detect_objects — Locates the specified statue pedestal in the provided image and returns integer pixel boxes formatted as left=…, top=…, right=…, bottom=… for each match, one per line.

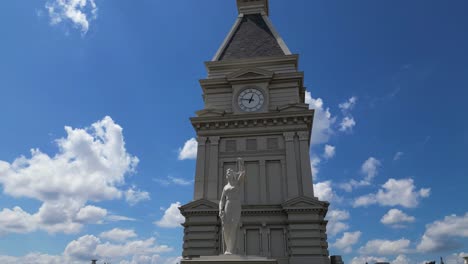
left=181, top=255, right=278, bottom=264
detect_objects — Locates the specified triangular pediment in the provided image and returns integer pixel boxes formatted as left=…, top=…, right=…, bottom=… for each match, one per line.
left=282, top=196, right=329, bottom=209
left=277, top=103, right=310, bottom=112
left=227, top=68, right=274, bottom=82
left=180, top=199, right=219, bottom=212
left=195, top=108, right=226, bottom=117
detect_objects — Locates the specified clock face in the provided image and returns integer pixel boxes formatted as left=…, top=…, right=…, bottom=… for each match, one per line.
left=237, top=88, right=265, bottom=112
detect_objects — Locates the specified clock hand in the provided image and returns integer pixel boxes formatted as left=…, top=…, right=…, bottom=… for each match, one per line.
left=248, top=93, right=254, bottom=103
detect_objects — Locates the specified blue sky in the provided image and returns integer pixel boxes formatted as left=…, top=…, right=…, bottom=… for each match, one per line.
left=0, top=0, right=467, bottom=263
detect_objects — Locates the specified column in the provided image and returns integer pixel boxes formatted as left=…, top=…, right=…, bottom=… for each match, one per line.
left=207, top=136, right=220, bottom=200
left=259, top=159, right=267, bottom=204
left=283, top=132, right=299, bottom=199
left=193, top=136, right=207, bottom=200
left=297, top=131, right=314, bottom=197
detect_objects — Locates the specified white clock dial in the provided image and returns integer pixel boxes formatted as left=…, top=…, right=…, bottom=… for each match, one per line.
left=237, top=88, right=265, bottom=112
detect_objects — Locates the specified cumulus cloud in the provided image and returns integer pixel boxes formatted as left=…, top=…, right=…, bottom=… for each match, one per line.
left=100, top=228, right=137, bottom=242
left=332, top=231, right=362, bottom=253
left=350, top=255, right=388, bottom=264
left=310, top=156, right=321, bottom=180
left=339, top=116, right=356, bottom=132
left=417, top=213, right=468, bottom=252
left=305, top=91, right=336, bottom=145
left=323, top=144, right=336, bottom=159
left=178, top=138, right=198, bottom=160
left=359, top=238, right=411, bottom=255
left=0, top=116, right=140, bottom=234
left=125, top=186, right=150, bottom=206
left=45, top=0, right=98, bottom=34
left=0, top=231, right=175, bottom=264
left=313, top=181, right=341, bottom=203
left=64, top=234, right=172, bottom=262
left=340, top=157, right=381, bottom=192
left=339, top=96, right=358, bottom=113
left=326, top=209, right=350, bottom=236
left=381, top=209, right=415, bottom=227
left=0, top=207, right=37, bottom=234
left=154, top=202, right=185, bottom=228
left=353, top=178, right=430, bottom=208
left=444, top=252, right=468, bottom=264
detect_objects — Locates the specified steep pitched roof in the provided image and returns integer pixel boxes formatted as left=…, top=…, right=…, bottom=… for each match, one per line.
left=218, top=14, right=285, bottom=60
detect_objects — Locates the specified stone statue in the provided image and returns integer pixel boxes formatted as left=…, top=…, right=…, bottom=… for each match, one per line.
left=219, top=157, right=245, bottom=255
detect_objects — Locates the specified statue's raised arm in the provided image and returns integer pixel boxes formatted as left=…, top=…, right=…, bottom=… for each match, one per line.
left=235, top=157, right=245, bottom=185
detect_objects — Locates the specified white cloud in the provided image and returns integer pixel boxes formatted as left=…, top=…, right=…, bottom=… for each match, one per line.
left=381, top=209, right=415, bottom=227
left=45, top=0, right=98, bottom=34
left=332, top=231, right=362, bottom=253
left=359, top=238, right=411, bottom=255
left=351, top=254, right=411, bottom=264
left=125, top=186, right=150, bottom=206
left=323, top=144, right=336, bottom=159
left=339, top=157, right=381, bottom=192
left=350, top=255, right=388, bottom=264
left=154, top=176, right=193, bottom=186
left=0, top=232, right=174, bottom=264
left=305, top=91, right=336, bottom=144
left=178, top=138, right=198, bottom=160
left=394, top=151, right=404, bottom=161
left=310, top=157, right=321, bottom=180
left=168, top=176, right=192, bottom=186
left=392, top=254, right=412, bottom=264
left=326, top=209, right=350, bottom=236
left=100, top=228, right=137, bottom=242
left=339, top=116, right=356, bottom=132
left=353, top=178, right=430, bottom=208
left=154, top=202, right=185, bottom=228
left=361, top=157, right=381, bottom=182
left=75, top=205, right=107, bottom=224
left=64, top=234, right=172, bottom=262
left=339, top=96, right=358, bottom=112
left=0, top=253, right=63, bottom=264
left=0, top=207, right=37, bottom=234
left=0, top=116, right=139, bottom=234
left=313, top=181, right=341, bottom=202
left=444, top=252, right=468, bottom=264
left=417, top=213, right=468, bottom=252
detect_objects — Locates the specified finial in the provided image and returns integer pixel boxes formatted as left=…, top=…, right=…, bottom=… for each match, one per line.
left=236, top=0, right=269, bottom=16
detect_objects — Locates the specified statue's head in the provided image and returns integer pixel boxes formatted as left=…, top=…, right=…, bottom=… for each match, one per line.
left=226, top=168, right=234, bottom=184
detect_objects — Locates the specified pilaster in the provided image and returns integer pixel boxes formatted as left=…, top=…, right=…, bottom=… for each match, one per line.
left=207, top=136, right=220, bottom=200
left=194, top=137, right=207, bottom=200
left=283, top=132, right=299, bottom=199
left=297, top=131, right=314, bottom=197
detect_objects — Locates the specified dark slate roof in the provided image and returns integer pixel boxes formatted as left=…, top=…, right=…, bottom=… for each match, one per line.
left=219, top=14, right=285, bottom=60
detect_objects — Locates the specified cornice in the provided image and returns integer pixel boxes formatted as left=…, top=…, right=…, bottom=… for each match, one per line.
left=205, top=54, right=299, bottom=72
left=190, top=110, right=314, bottom=132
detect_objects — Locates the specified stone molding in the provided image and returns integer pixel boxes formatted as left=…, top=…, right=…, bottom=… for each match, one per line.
left=191, top=111, right=313, bottom=132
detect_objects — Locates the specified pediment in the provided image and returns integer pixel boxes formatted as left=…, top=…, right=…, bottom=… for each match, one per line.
left=282, top=196, right=329, bottom=209
left=277, top=103, right=309, bottom=112
left=196, top=108, right=226, bottom=117
left=227, top=68, right=274, bottom=82
left=180, top=199, right=219, bottom=212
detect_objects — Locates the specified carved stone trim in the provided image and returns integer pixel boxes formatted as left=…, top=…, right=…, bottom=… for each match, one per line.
left=209, top=136, right=220, bottom=145
left=283, top=132, right=295, bottom=142
left=297, top=131, right=309, bottom=141
left=197, top=136, right=207, bottom=146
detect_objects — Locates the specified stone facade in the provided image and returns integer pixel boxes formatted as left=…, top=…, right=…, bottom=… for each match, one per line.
left=180, top=1, right=331, bottom=264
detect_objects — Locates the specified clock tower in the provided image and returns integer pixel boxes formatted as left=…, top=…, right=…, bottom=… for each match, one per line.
left=180, top=1, right=331, bottom=264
